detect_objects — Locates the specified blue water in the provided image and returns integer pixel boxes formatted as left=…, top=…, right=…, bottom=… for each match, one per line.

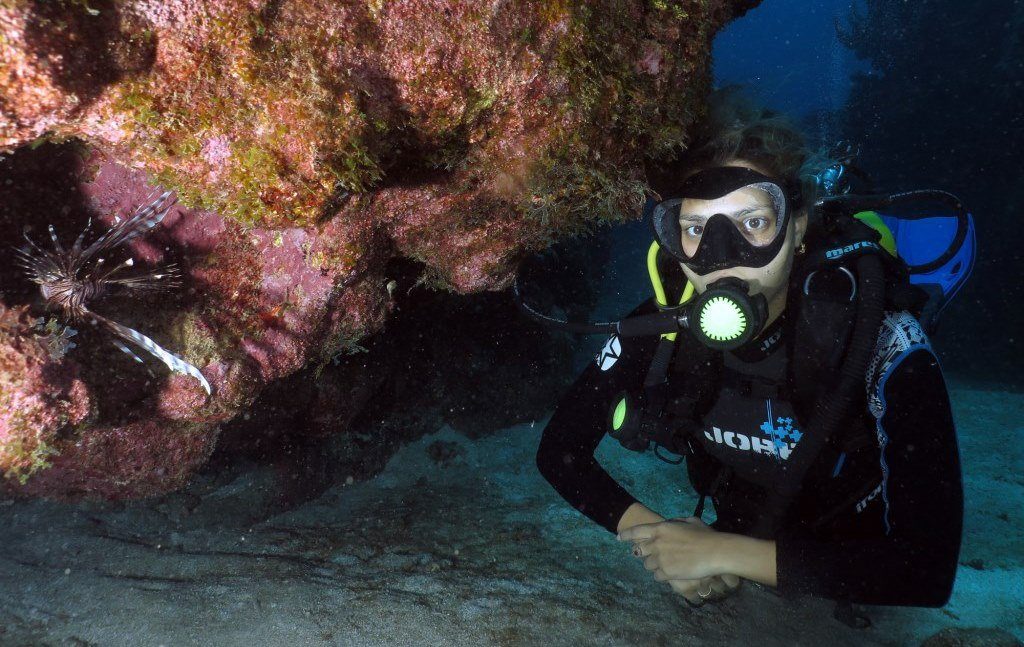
left=713, top=0, right=870, bottom=136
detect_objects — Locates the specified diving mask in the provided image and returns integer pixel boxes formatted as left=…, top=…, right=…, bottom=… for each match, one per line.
left=648, top=166, right=800, bottom=274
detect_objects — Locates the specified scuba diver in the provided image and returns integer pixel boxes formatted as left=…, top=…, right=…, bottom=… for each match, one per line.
left=525, top=90, right=971, bottom=624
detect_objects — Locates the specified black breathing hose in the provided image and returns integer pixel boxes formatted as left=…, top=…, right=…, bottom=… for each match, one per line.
left=510, top=276, right=618, bottom=334
left=752, top=252, right=888, bottom=538
left=511, top=275, right=684, bottom=337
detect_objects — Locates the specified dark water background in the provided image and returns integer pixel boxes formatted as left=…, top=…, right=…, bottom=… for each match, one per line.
left=710, top=0, right=1024, bottom=392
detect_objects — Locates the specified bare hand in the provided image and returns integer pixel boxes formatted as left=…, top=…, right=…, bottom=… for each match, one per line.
left=668, top=574, right=742, bottom=606
left=618, top=516, right=725, bottom=581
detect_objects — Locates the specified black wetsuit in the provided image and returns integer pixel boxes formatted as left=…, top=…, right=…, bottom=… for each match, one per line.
left=536, top=297, right=964, bottom=607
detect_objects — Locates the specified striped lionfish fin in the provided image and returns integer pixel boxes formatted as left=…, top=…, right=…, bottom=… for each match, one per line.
left=111, top=338, right=146, bottom=364
left=92, top=312, right=212, bottom=395
left=47, top=223, right=66, bottom=256
left=102, top=262, right=183, bottom=292
left=12, top=230, right=63, bottom=283
left=79, top=189, right=176, bottom=264
left=69, top=216, right=93, bottom=260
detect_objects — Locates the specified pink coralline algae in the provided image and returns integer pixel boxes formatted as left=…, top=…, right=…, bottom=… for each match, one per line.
left=0, top=304, right=92, bottom=485
left=0, top=0, right=758, bottom=499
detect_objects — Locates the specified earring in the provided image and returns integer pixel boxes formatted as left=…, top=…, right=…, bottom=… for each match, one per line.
left=797, top=243, right=806, bottom=255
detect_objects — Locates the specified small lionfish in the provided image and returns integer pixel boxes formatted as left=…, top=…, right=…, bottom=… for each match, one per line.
left=11, top=190, right=212, bottom=395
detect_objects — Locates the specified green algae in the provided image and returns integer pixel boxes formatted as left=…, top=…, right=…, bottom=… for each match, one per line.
left=410, top=264, right=455, bottom=293
left=520, top=0, right=714, bottom=239
left=58, top=0, right=708, bottom=260
left=1, top=432, right=59, bottom=485
left=321, top=133, right=384, bottom=195
left=119, top=87, right=161, bottom=129
left=548, top=0, right=708, bottom=158
left=0, top=387, right=65, bottom=484
left=311, top=322, right=370, bottom=380
left=104, top=9, right=388, bottom=229
left=524, top=148, right=648, bottom=242
left=304, top=234, right=364, bottom=271
left=167, top=309, right=223, bottom=369
left=649, top=0, right=690, bottom=20
left=365, top=0, right=386, bottom=21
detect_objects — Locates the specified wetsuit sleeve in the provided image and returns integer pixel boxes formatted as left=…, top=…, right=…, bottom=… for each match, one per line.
left=535, top=301, right=659, bottom=535
left=774, top=347, right=964, bottom=607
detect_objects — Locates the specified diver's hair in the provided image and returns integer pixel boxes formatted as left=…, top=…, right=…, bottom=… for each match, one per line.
left=651, top=86, right=832, bottom=209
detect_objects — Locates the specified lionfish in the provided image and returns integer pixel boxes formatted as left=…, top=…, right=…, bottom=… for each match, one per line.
left=11, top=190, right=212, bottom=395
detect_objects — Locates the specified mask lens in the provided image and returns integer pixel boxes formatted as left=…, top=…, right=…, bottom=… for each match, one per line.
left=650, top=182, right=789, bottom=267
left=743, top=182, right=787, bottom=244
left=651, top=198, right=686, bottom=259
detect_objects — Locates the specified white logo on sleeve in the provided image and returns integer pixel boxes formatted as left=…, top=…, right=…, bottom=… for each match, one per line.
left=596, top=335, right=621, bottom=371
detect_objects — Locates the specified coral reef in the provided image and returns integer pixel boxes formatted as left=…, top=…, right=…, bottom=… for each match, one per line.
left=0, top=0, right=758, bottom=499
left=0, top=303, right=91, bottom=485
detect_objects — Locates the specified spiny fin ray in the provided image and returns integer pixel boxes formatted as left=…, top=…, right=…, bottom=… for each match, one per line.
left=93, top=312, right=212, bottom=395
left=80, top=189, right=175, bottom=264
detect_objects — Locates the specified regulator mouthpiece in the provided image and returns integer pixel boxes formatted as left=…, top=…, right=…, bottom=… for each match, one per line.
left=689, top=278, right=767, bottom=350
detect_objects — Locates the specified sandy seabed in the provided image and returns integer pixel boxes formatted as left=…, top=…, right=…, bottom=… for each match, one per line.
left=0, top=379, right=1020, bottom=646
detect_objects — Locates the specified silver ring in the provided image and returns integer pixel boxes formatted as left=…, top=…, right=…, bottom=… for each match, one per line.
left=803, top=265, right=857, bottom=302
left=698, top=585, right=713, bottom=598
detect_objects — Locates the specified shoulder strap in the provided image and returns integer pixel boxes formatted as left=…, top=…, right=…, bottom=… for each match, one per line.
left=786, top=268, right=857, bottom=417
left=669, top=328, right=722, bottom=402
left=634, top=330, right=722, bottom=458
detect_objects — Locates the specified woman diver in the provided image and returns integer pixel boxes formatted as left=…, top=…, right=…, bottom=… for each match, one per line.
left=530, top=90, right=965, bottom=617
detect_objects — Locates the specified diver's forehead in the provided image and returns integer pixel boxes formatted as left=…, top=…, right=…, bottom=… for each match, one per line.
left=679, top=185, right=774, bottom=218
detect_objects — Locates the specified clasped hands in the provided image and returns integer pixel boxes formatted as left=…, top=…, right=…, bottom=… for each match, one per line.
left=617, top=516, right=741, bottom=606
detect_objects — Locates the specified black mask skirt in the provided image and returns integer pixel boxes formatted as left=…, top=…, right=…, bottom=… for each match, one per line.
left=649, top=166, right=799, bottom=274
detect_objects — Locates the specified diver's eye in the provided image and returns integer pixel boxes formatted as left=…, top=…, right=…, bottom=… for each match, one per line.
left=684, top=224, right=704, bottom=238
left=744, top=216, right=770, bottom=231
